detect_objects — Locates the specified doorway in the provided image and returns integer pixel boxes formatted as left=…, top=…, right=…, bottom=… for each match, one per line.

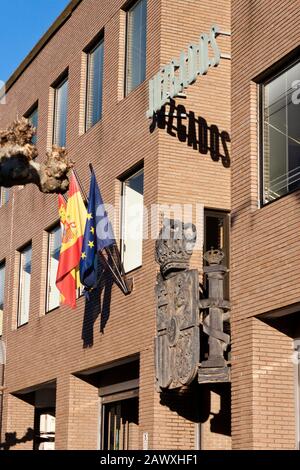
left=101, top=396, right=138, bottom=450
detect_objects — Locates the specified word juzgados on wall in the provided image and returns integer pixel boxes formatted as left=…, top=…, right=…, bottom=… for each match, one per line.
left=146, top=25, right=230, bottom=118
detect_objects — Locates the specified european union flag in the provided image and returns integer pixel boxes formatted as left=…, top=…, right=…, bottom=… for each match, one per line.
left=80, top=170, right=115, bottom=291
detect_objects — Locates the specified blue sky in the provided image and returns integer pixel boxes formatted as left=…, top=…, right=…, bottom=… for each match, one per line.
left=0, top=0, right=71, bottom=83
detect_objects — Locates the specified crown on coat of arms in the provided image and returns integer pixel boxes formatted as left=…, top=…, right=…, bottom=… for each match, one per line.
left=155, top=218, right=197, bottom=278
left=203, top=248, right=224, bottom=265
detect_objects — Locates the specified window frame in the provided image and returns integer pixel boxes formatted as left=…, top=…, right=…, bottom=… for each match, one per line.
left=84, top=34, right=105, bottom=132
left=204, top=209, right=230, bottom=298
left=45, top=224, right=61, bottom=314
left=124, top=0, right=147, bottom=96
left=24, top=101, right=38, bottom=145
left=259, top=58, right=300, bottom=207
left=120, top=165, right=144, bottom=274
left=17, top=243, right=32, bottom=328
left=52, top=74, right=69, bottom=148
left=99, top=376, right=139, bottom=451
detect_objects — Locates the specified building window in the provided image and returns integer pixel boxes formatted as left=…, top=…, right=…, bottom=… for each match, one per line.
left=204, top=210, right=230, bottom=297
left=53, top=76, right=68, bottom=147
left=0, top=262, right=5, bottom=337
left=125, top=0, right=147, bottom=95
left=27, top=104, right=38, bottom=145
left=85, top=38, right=104, bottom=131
left=261, top=60, right=300, bottom=204
left=17, top=244, right=32, bottom=327
left=121, top=168, right=144, bottom=273
left=0, top=187, right=9, bottom=207
left=46, top=226, right=61, bottom=312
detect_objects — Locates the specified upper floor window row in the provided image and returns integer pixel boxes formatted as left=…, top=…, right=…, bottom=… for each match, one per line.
left=22, top=0, right=147, bottom=147
left=261, top=59, right=300, bottom=204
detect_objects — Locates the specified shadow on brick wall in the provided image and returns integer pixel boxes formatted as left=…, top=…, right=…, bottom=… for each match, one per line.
left=81, top=271, right=113, bottom=348
left=160, top=381, right=231, bottom=437
left=0, top=427, right=34, bottom=450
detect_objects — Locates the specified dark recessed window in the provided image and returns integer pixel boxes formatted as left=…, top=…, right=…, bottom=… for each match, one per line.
left=85, top=38, right=104, bottom=131
left=26, top=104, right=38, bottom=145
left=125, top=0, right=147, bottom=95
left=53, top=76, right=68, bottom=147
left=261, top=60, right=300, bottom=204
left=204, top=210, right=230, bottom=299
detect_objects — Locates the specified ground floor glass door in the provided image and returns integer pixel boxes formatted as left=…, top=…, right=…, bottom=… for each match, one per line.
left=101, top=396, right=138, bottom=450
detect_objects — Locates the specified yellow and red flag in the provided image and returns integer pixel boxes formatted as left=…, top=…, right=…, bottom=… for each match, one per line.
left=56, top=174, right=87, bottom=308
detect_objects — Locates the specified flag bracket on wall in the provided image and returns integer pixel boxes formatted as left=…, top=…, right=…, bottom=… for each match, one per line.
left=99, top=246, right=133, bottom=296
left=79, top=164, right=133, bottom=297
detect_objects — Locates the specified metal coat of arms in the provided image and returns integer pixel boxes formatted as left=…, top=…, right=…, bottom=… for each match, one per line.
left=154, top=219, right=199, bottom=389
left=155, top=218, right=231, bottom=390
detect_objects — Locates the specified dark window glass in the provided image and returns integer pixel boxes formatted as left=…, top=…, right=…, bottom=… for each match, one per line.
left=204, top=210, right=230, bottom=298
left=28, top=106, right=38, bottom=145
left=53, top=77, right=68, bottom=147
left=86, top=39, right=104, bottom=130
left=125, top=0, right=147, bottom=95
left=101, top=397, right=138, bottom=450
left=262, top=61, right=300, bottom=203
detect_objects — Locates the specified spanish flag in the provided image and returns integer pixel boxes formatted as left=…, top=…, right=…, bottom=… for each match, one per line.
left=56, top=174, right=87, bottom=308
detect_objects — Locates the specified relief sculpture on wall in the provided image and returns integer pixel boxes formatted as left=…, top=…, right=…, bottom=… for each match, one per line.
left=155, top=218, right=230, bottom=391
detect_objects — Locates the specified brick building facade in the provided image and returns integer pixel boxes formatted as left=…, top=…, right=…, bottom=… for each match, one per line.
left=0, top=0, right=299, bottom=451
left=231, top=0, right=300, bottom=450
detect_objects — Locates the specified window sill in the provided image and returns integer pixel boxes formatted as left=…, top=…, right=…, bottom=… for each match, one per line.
left=16, top=321, right=28, bottom=329
left=45, top=305, right=60, bottom=315
left=124, top=264, right=142, bottom=276
left=121, top=78, right=147, bottom=103
left=260, top=186, right=300, bottom=209
left=80, top=117, right=103, bottom=138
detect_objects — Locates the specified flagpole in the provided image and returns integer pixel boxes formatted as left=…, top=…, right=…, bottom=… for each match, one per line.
left=87, top=163, right=133, bottom=296
left=73, top=168, right=88, bottom=203
left=88, top=164, right=126, bottom=290
left=104, top=246, right=128, bottom=292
